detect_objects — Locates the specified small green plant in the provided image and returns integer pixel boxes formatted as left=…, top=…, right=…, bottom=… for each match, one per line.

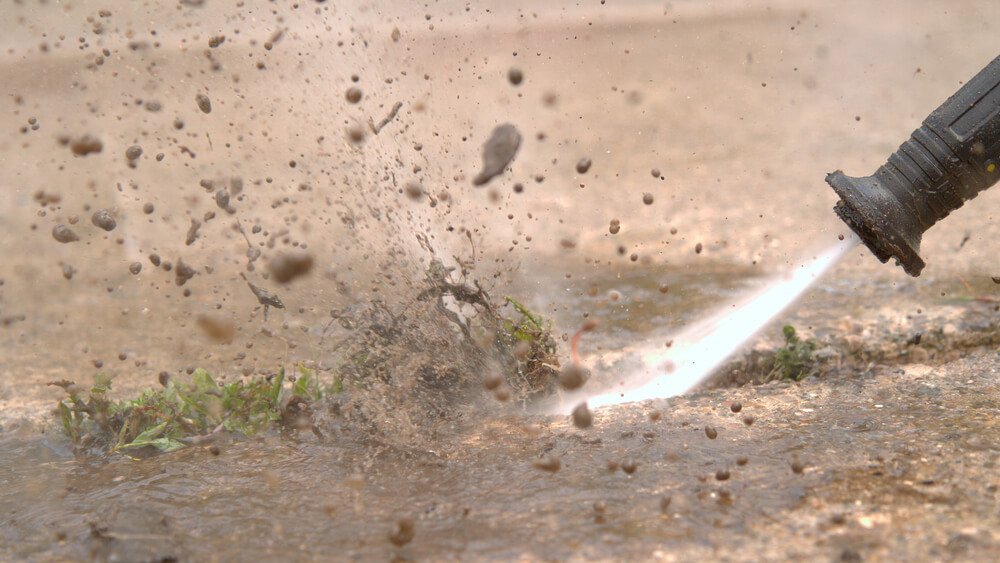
left=504, top=296, right=548, bottom=340
left=51, top=368, right=292, bottom=454
left=769, top=325, right=818, bottom=381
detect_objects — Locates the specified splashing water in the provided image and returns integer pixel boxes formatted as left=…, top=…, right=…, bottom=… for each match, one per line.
left=542, top=233, right=860, bottom=414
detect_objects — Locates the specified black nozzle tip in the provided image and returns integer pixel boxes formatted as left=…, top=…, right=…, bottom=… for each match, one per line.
left=826, top=171, right=925, bottom=277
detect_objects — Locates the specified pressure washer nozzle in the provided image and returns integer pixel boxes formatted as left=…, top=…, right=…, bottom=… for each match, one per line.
left=827, top=54, right=1000, bottom=277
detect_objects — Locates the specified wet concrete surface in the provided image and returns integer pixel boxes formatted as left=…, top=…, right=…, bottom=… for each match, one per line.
left=4, top=0, right=1000, bottom=561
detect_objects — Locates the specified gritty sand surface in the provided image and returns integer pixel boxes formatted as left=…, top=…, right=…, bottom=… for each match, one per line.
left=3, top=0, right=1000, bottom=561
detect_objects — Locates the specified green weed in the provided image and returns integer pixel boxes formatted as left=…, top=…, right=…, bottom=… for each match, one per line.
left=768, top=325, right=818, bottom=381
left=50, top=367, right=308, bottom=455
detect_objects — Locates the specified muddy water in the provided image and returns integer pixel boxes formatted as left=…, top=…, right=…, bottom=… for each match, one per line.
left=6, top=358, right=1000, bottom=562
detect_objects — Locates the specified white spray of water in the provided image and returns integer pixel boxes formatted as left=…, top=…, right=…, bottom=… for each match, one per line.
left=542, top=234, right=859, bottom=415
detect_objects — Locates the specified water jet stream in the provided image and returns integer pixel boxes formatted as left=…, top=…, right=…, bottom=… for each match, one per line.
left=542, top=233, right=860, bottom=415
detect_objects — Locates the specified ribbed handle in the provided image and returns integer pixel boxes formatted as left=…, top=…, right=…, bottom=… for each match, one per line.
left=828, top=54, right=1000, bottom=276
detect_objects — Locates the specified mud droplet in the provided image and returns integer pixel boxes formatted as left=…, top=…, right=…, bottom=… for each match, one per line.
left=695, top=242, right=703, bottom=254
left=52, top=225, right=79, bottom=243
left=197, top=314, right=235, bottom=344
left=388, top=518, right=415, bottom=547
left=142, top=203, right=155, bottom=214
left=493, top=385, right=511, bottom=402
left=651, top=168, right=660, bottom=178
left=715, top=468, right=730, bottom=481
left=209, top=444, right=221, bottom=456
left=642, top=193, right=654, bottom=205
left=558, top=364, right=588, bottom=390
left=658, top=284, right=669, bottom=294
left=345, top=87, right=362, bottom=104
left=215, top=189, right=235, bottom=214
left=472, top=124, right=521, bottom=187
left=158, top=371, right=171, bottom=387
left=705, top=425, right=718, bottom=439
left=195, top=93, right=212, bottom=114
left=743, top=414, right=755, bottom=427
left=532, top=455, right=562, bottom=473
left=992, top=276, right=1000, bottom=285
left=91, top=209, right=116, bottom=231
left=174, top=259, right=198, bottom=286
left=660, top=496, right=672, bottom=514
left=125, top=145, right=143, bottom=160
left=61, top=263, right=76, bottom=280
left=149, top=254, right=161, bottom=267
left=346, top=125, right=366, bottom=144
left=736, top=457, right=749, bottom=466
left=576, top=157, right=592, bottom=174
left=404, top=182, right=424, bottom=201
left=730, top=401, right=742, bottom=413
left=508, top=67, right=523, bottom=86
left=571, top=402, right=593, bottom=429
left=621, top=458, right=639, bottom=475
left=268, top=252, right=314, bottom=284
left=128, top=262, right=142, bottom=275
left=69, top=135, right=103, bottom=156
left=482, top=372, right=503, bottom=391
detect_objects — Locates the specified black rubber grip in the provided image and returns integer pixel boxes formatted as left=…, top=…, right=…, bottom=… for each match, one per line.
left=827, top=54, right=1000, bottom=276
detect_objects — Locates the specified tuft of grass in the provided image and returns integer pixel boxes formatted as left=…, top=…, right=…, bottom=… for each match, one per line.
left=768, top=325, right=818, bottom=381
left=48, top=366, right=329, bottom=455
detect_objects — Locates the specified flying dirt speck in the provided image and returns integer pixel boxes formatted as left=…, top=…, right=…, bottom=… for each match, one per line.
left=215, top=189, right=236, bottom=214
left=345, top=87, right=362, bottom=104
left=244, top=275, right=285, bottom=317
left=508, top=67, right=524, bottom=86
left=404, top=182, right=424, bottom=201
left=572, top=402, right=593, bottom=428
left=558, top=365, right=588, bottom=390
left=267, top=252, right=314, bottom=283
left=125, top=145, right=143, bottom=160
left=185, top=219, right=201, bottom=246
left=388, top=518, right=415, bottom=547
left=52, top=225, right=79, bottom=243
left=576, top=157, right=592, bottom=174
left=174, top=259, right=198, bottom=286
left=128, top=262, right=142, bottom=275
left=68, top=135, right=103, bottom=156
left=472, top=124, right=521, bottom=187
left=532, top=455, right=562, bottom=473
left=196, top=314, right=235, bottom=344
left=91, top=209, right=116, bottom=231
left=195, top=94, right=212, bottom=114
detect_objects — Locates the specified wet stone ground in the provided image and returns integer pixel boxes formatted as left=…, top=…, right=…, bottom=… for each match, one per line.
left=5, top=348, right=1000, bottom=562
